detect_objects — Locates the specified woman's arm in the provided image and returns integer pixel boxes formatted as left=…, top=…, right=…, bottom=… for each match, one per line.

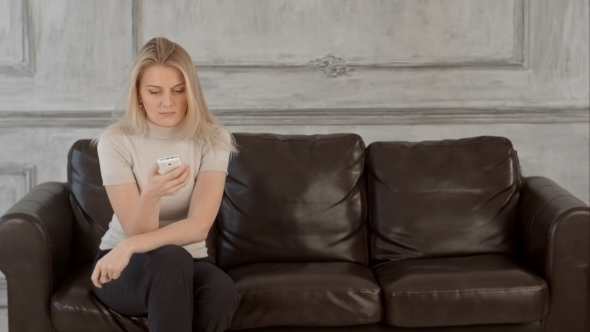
left=119, top=170, right=226, bottom=255
left=105, top=162, right=190, bottom=236
left=104, top=182, right=161, bottom=236
left=90, top=171, right=227, bottom=288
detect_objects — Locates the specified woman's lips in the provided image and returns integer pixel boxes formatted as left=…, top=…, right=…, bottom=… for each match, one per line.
left=160, top=112, right=176, bottom=116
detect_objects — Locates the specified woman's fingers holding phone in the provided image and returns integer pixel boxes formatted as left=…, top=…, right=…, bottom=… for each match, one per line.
left=178, top=164, right=191, bottom=187
left=170, top=168, right=190, bottom=195
left=163, top=164, right=190, bottom=195
left=182, top=164, right=191, bottom=187
left=164, top=163, right=188, bottom=180
left=146, top=163, right=190, bottom=197
left=171, top=163, right=190, bottom=183
left=150, top=162, right=160, bottom=176
left=146, top=162, right=180, bottom=196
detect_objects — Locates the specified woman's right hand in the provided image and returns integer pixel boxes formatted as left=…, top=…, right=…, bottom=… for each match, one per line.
left=144, top=162, right=191, bottom=197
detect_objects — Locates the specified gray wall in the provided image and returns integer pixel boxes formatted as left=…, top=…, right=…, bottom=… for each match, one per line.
left=0, top=0, right=588, bottom=308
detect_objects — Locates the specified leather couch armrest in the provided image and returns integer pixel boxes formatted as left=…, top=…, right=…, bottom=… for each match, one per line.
left=518, top=176, right=589, bottom=332
left=0, top=182, right=74, bottom=332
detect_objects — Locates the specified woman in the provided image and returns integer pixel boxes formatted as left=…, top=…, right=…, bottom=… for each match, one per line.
left=89, top=37, right=240, bottom=332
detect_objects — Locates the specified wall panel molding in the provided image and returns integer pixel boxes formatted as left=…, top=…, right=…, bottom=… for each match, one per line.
left=132, top=0, right=143, bottom=60
left=136, top=0, right=528, bottom=72
left=515, top=0, right=530, bottom=68
left=0, top=163, right=36, bottom=308
left=0, top=0, right=35, bottom=76
left=0, top=164, right=37, bottom=194
left=0, top=108, right=587, bottom=128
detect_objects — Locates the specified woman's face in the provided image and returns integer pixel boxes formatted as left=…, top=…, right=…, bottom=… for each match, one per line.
left=137, top=64, right=188, bottom=127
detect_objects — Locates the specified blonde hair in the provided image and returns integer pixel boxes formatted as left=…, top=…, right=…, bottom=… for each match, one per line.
left=91, top=37, right=238, bottom=158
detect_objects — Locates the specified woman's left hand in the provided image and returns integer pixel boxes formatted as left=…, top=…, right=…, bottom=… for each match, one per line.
left=91, top=241, right=133, bottom=288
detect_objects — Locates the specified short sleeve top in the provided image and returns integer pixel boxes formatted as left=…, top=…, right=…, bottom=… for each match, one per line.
left=96, top=119, right=231, bottom=258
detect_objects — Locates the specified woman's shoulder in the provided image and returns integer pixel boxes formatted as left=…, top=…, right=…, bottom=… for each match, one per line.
left=97, top=127, right=134, bottom=150
left=212, top=124, right=232, bottom=142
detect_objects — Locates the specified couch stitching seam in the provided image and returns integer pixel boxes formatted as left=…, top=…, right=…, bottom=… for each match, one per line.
left=233, top=318, right=379, bottom=329
left=53, top=307, right=145, bottom=320
left=241, top=288, right=381, bottom=299
left=385, top=285, right=547, bottom=297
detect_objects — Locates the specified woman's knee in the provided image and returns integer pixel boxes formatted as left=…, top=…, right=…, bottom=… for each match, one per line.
left=152, top=244, right=192, bottom=263
left=148, top=244, right=194, bottom=277
left=194, top=266, right=241, bottom=309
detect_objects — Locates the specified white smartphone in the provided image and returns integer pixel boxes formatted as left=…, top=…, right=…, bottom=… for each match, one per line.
left=157, top=155, right=183, bottom=175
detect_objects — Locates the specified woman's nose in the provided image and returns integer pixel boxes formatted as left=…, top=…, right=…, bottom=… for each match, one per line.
left=161, top=92, right=173, bottom=106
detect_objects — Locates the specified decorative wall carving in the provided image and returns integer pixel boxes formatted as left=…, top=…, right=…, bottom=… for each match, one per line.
left=307, top=53, right=356, bottom=78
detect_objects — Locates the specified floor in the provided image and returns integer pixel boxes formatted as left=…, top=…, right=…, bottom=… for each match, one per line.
left=0, top=277, right=5, bottom=331
left=0, top=308, right=6, bottom=332
left=0, top=284, right=6, bottom=331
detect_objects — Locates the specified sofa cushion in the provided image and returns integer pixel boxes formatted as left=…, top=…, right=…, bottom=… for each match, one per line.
left=68, top=140, right=113, bottom=231
left=217, top=133, right=369, bottom=270
left=366, top=136, right=522, bottom=263
left=50, top=263, right=148, bottom=332
left=228, top=262, right=382, bottom=329
left=68, top=140, right=113, bottom=266
left=374, top=254, right=549, bottom=328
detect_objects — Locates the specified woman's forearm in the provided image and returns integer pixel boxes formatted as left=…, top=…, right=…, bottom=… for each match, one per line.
left=121, top=217, right=207, bottom=254
left=123, top=190, right=161, bottom=236
left=118, top=169, right=225, bottom=254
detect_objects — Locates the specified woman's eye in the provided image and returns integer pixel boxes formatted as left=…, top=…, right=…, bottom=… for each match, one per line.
left=174, top=90, right=184, bottom=93
left=149, top=91, right=160, bottom=95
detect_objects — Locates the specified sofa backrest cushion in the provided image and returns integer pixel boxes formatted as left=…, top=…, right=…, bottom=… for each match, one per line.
left=217, top=133, right=369, bottom=270
left=366, top=136, right=521, bottom=265
left=67, top=139, right=220, bottom=267
left=67, top=140, right=112, bottom=266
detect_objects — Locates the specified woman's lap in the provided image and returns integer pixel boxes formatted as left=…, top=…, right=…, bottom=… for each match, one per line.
left=90, top=244, right=231, bottom=317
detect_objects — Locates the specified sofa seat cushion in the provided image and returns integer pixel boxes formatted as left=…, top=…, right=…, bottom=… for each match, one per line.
left=227, top=262, right=382, bottom=329
left=50, top=264, right=148, bottom=332
left=374, top=254, right=549, bottom=328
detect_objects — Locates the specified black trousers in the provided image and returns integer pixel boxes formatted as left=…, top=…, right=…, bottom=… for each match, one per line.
left=91, top=244, right=241, bottom=332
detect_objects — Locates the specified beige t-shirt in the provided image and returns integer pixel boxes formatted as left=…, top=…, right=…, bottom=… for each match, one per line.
left=96, top=119, right=231, bottom=258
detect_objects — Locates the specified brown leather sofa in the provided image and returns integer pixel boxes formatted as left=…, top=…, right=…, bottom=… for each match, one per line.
left=0, top=134, right=588, bottom=332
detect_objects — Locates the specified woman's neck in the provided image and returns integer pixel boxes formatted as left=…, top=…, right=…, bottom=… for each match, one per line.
left=146, top=119, right=183, bottom=140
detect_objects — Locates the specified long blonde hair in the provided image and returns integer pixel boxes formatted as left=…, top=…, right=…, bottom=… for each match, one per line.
left=91, top=37, right=238, bottom=158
